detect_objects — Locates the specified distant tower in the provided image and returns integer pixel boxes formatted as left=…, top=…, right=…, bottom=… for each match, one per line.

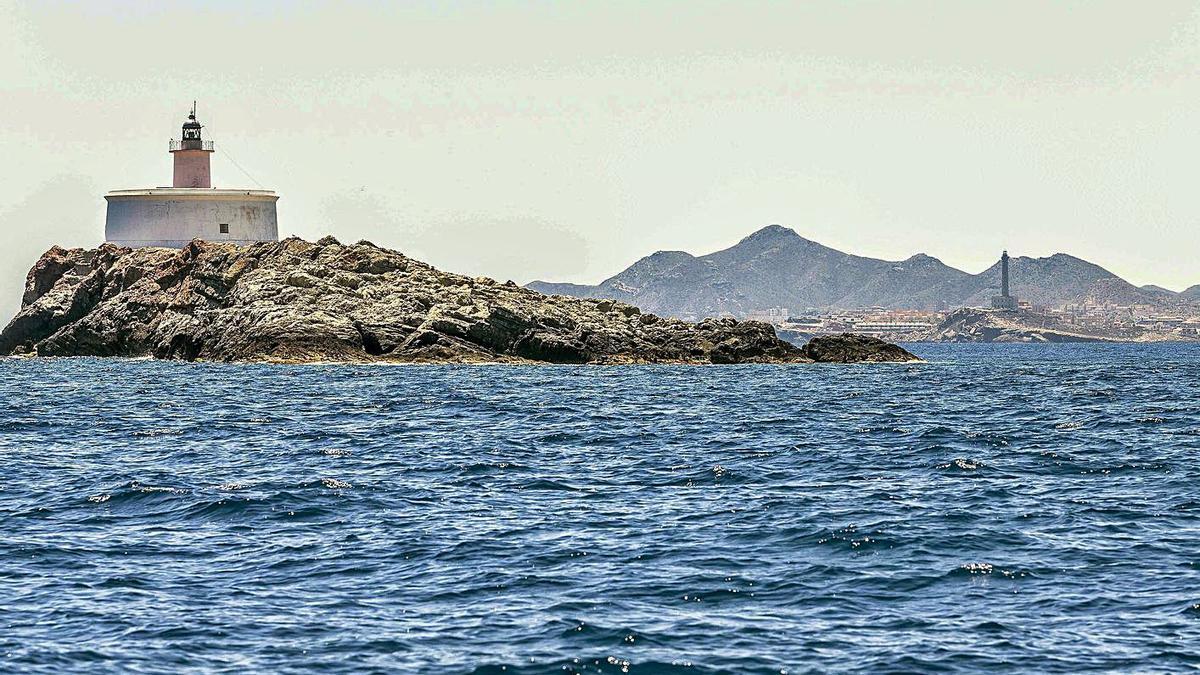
left=170, top=102, right=214, bottom=188
left=991, top=250, right=1019, bottom=310
left=1001, top=250, right=1011, bottom=297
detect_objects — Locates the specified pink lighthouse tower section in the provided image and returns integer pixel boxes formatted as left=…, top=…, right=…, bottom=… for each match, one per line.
left=170, top=102, right=214, bottom=188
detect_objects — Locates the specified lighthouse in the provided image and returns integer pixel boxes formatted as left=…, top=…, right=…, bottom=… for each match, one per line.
left=990, top=250, right=1019, bottom=310
left=104, top=103, right=279, bottom=249
left=170, top=102, right=214, bottom=188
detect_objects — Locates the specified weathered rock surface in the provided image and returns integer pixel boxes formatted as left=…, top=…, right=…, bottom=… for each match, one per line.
left=798, top=333, right=921, bottom=362
left=0, top=238, right=919, bottom=364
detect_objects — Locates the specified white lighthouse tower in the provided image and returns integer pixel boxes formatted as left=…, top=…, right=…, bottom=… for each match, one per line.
left=104, top=103, right=279, bottom=248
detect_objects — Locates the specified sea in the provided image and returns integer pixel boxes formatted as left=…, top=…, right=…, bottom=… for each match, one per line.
left=2, top=343, right=1199, bottom=674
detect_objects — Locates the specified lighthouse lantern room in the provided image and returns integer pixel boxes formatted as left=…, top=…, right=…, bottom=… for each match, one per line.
left=169, top=102, right=215, bottom=188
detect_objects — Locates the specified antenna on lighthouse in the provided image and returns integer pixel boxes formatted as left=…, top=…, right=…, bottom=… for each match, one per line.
left=190, top=100, right=197, bottom=120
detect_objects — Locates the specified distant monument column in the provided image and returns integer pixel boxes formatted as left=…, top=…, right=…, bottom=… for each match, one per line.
left=1001, top=250, right=1010, bottom=298
left=170, top=102, right=214, bottom=188
left=991, top=250, right=1019, bottom=310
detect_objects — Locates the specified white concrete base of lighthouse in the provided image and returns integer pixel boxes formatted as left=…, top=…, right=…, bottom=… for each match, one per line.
left=104, top=189, right=279, bottom=248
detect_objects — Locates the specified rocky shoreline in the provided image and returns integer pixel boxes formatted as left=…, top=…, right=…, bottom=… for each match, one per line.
left=917, top=308, right=1185, bottom=343
left=0, top=238, right=919, bottom=365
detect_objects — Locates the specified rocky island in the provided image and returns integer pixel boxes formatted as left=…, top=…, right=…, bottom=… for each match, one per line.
left=0, top=237, right=918, bottom=365
left=921, top=308, right=1191, bottom=343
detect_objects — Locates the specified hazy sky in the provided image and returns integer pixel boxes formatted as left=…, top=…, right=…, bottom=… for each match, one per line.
left=3, top=1, right=1199, bottom=320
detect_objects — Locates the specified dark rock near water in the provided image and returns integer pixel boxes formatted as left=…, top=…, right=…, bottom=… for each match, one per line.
left=799, top=333, right=920, bottom=363
left=0, top=238, right=917, bottom=364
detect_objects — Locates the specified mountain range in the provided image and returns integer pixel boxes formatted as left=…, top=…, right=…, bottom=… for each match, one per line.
left=528, top=225, right=1197, bottom=317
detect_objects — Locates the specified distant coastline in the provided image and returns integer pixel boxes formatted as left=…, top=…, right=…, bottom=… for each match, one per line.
left=528, top=225, right=1200, bottom=343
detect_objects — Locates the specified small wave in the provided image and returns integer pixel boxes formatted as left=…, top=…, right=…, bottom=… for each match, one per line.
left=555, top=621, right=661, bottom=648
left=130, top=428, right=184, bottom=438
left=665, top=464, right=754, bottom=488
left=181, top=490, right=331, bottom=521
left=961, top=429, right=1010, bottom=447
left=0, top=419, right=60, bottom=431
left=83, top=481, right=190, bottom=508
left=459, top=461, right=525, bottom=475
left=857, top=425, right=913, bottom=435
left=950, top=562, right=1030, bottom=579
left=937, top=458, right=984, bottom=472
left=517, top=478, right=586, bottom=491
left=469, top=657, right=700, bottom=675
left=130, top=482, right=189, bottom=494
left=678, top=586, right=753, bottom=604
left=94, top=575, right=154, bottom=590
left=537, top=431, right=584, bottom=443
left=915, top=425, right=956, bottom=439
left=1076, top=462, right=1170, bottom=476
left=817, top=524, right=886, bottom=551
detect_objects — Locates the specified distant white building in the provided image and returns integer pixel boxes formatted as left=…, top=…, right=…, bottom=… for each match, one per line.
left=105, top=103, right=279, bottom=248
left=744, top=307, right=790, bottom=324
left=851, top=320, right=934, bottom=335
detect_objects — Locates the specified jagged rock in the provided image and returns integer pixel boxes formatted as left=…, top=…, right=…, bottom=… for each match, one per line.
left=1, top=238, right=918, bottom=364
left=799, top=333, right=920, bottom=363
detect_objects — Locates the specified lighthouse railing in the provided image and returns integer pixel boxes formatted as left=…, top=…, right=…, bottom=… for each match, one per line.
left=169, top=139, right=214, bottom=152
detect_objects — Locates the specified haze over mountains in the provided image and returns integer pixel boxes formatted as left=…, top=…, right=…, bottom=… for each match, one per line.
left=528, top=225, right=1195, bottom=318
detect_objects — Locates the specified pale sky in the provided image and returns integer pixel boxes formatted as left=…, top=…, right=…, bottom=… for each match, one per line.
left=3, top=1, right=1199, bottom=321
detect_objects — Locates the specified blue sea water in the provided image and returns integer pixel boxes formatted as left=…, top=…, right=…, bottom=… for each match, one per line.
left=2, top=343, right=1199, bottom=674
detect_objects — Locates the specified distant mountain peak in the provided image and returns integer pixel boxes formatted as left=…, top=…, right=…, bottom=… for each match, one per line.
left=903, top=253, right=942, bottom=264
left=646, top=249, right=693, bottom=260
left=1046, top=252, right=1084, bottom=262
left=738, top=224, right=800, bottom=243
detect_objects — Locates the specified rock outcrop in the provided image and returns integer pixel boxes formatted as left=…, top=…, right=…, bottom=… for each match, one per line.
left=922, top=308, right=1134, bottom=343
left=0, top=238, right=919, bottom=364
left=798, top=333, right=922, bottom=362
